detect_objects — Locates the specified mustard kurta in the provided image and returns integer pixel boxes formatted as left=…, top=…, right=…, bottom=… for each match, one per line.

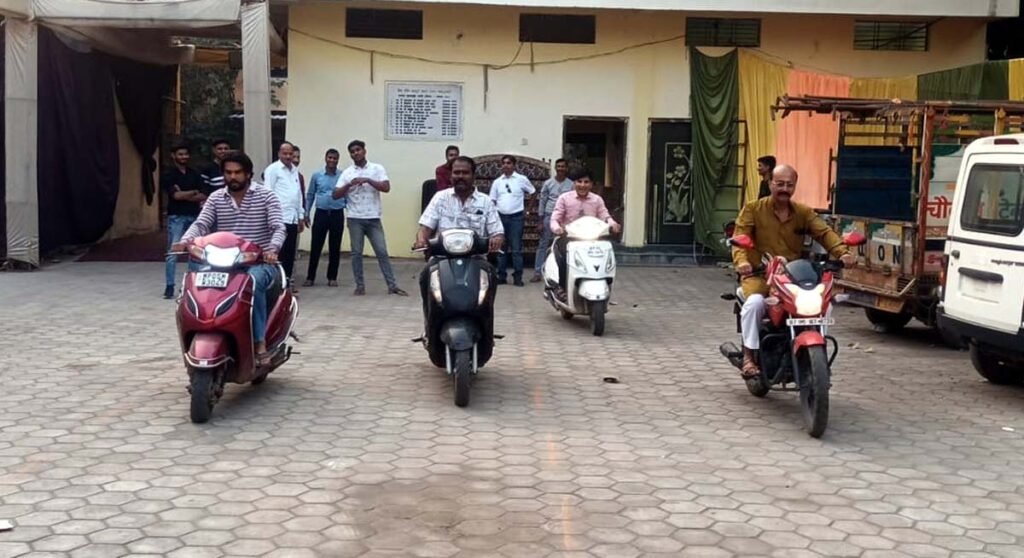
left=732, top=197, right=848, bottom=297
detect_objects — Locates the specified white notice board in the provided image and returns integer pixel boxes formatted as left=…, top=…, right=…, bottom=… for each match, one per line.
left=385, top=81, right=463, bottom=141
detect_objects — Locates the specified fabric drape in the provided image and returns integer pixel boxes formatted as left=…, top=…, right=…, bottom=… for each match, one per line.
left=774, top=69, right=850, bottom=210
left=737, top=50, right=788, bottom=204
left=690, top=48, right=739, bottom=252
left=109, top=57, right=176, bottom=205
left=37, top=27, right=120, bottom=254
left=1010, top=59, right=1024, bottom=101
left=0, top=29, right=6, bottom=260
left=917, top=61, right=1009, bottom=101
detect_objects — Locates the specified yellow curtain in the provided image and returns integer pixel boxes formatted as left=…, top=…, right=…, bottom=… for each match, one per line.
left=1010, top=59, right=1024, bottom=101
left=738, top=50, right=789, bottom=204
left=848, top=76, right=918, bottom=146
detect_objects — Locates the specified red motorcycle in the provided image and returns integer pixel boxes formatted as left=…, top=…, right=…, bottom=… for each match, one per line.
left=719, top=230, right=865, bottom=438
left=174, top=232, right=298, bottom=423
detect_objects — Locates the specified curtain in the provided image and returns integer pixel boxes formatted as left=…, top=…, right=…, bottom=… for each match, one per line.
left=774, top=69, right=850, bottom=210
left=690, top=48, right=739, bottom=252
left=1010, top=59, right=1024, bottom=101
left=37, top=27, right=120, bottom=254
left=109, top=57, right=176, bottom=205
left=737, top=50, right=788, bottom=204
left=918, top=61, right=1009, bottom=101
left=0, top=29, right=6, bottom=260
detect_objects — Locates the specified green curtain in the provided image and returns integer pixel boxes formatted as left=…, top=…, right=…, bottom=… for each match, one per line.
left=690, top=48, right=740, bottom=254
left=917, top=60, right=1009, bottom=100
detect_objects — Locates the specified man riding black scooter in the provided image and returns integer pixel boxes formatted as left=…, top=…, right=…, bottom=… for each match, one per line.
left=413, top=156, right=505, bottom=407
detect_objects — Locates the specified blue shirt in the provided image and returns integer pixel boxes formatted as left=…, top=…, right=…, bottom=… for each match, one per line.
left=305, top=167, right=346, bottom=212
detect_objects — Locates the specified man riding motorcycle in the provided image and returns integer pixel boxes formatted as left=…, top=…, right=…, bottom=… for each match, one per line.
left=549, top=169, right=622, bottom=300
left=732, top=164, right=856, bottom=378
left=414, top=156, right=505, bottom=253
left=173, top=152, right=286, bottom=364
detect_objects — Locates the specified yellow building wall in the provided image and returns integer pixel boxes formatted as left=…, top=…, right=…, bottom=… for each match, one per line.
left=288, top=3, right=986, bottom=255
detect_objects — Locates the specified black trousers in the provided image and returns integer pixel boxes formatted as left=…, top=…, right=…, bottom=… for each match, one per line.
left=306, top=208, right=345, bottom=282
left=554, top=236, right=569, bottom=291
left=280, top=223, right=299, bottom=280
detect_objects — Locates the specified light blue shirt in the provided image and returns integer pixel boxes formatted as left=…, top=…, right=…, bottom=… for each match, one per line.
left=305, top=167, right=346, bottom=212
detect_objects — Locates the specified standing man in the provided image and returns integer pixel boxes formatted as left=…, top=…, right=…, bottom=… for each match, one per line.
left=756, top=155, right=777, bottom=199
left=531, top=158, right=574, bottom=283
left=200, top=138, right=231, bottom=195
left=333, top=140, right=407, bottom=296
left=304, top=148, right=346, bottom=287
left=264, top=141, right=304, bottom=291
left=490, top=155, right=536, bottom=286
left=162, top=143, right=206, bottom=299
left=434, top=145, right=460, bottom=191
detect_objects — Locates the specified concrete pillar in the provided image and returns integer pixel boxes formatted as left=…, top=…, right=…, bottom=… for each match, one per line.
left=241, top=0, right=272, bottom=174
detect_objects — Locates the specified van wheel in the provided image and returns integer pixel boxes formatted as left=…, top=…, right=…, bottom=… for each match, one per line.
left=865, top=308, right=913, bottom=333
left=970, top=344, right=1022, bottom=385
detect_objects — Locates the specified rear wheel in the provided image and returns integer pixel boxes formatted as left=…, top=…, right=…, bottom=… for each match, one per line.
left=590, top=301, right=607, bottom=337
left=970, top=343, right=1023, bottom=385
left=865, top=308, right=913, bottom=333
left=560, top=309, right=574, bottom=320
left=189, top=369, right=216, bottom=424
left=453, top=349, right=473, bottom=407
left=798, top=346, right=831, bottom=438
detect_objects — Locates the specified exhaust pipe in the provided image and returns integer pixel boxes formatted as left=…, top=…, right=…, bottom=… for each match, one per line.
left=719, top=342, right=744, bottom=369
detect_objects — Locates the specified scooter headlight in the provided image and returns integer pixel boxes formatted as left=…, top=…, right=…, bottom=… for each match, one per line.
left=572, top=250, right=587, bottom=272
left=441, top=230, right=474, bottom=256
left=786, top=284, right=825, bottom=316
left=430, top=269, right=442, bottom=303
left=478, top=272, right=490, bottom=305
left=205, top=246, right=241, bottom=268
left=605, top=251, right=616, bottom=273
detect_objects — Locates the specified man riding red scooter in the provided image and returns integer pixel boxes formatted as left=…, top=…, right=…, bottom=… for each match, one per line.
left=171, top=152, right=297, bottom=423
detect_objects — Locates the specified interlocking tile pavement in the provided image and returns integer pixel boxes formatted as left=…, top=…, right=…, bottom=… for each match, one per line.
left=1, top=260, right=1023, bottom=557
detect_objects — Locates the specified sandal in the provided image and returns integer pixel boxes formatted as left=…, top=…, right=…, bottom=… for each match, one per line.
left=741, top=356, right=761, bottom=379
left=256, top=351, right=274, bottom=367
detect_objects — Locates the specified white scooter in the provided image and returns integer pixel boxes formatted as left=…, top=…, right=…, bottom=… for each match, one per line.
left=542, top=216, right=616, bottom=336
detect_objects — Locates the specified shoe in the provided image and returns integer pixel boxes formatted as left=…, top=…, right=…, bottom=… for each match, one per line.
left=354, top=286, right=366, bottom=296
left=389, top=287, right=409, bottom=296
left=513, top=278, right=525, bottom=287
left=555, top=287, right=567, bottom=302
left=327, top=280, right=338, bottom=287
left=530, top=273, right=543, bottom=283
left=302, top=279, right=314, bottom=287
left=163, top=285, right=175, bottom=299
left=497, top=277, right=508, bottom=285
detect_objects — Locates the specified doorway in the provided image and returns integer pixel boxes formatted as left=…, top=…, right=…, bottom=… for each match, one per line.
left=646, top=120, right=694, bottom=244
left=562, top=117, right=627, bottom=240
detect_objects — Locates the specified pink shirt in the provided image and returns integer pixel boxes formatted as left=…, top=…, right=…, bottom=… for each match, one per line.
left=550, top=191, right=618, bottom=233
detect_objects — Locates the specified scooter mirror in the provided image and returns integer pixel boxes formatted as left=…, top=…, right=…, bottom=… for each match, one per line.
left=728, top=234, right=755, bottom=250
left=842, top=230, right=867, bottom=247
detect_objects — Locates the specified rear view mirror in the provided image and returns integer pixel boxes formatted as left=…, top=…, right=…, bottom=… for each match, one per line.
left=842, top=231, right=867, bottom=247
left=728, top=234, right=755, bottom=250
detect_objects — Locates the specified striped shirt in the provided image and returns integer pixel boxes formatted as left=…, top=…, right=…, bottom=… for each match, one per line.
left=201, top=162, right=225, bottom=194
left=181, top=184, right=287, bottom=252
left=420, top=189, right=504, bottom=238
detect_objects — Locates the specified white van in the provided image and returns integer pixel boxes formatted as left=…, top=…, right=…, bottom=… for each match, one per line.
left=939, top=134, right=1024, bottom=384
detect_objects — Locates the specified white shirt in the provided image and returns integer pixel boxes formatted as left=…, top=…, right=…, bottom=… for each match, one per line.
left=489, top=172, right=536, bottom=215
left=420, top=189, right=505, bottom=238
left=263, top=160, right=303, bottom=224
left=340, top=161, right=389, bottom=219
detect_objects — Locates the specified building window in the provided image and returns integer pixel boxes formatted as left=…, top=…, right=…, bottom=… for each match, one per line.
left=345, top=8, right=423, bottom=40
left=685, top=18, right=760, bottom=48
left=854, top=21, right=929, bottom=52
left=519, top=14, right=596, bottom=44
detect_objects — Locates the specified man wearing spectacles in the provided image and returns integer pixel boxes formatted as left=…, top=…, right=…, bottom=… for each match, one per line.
left=489, top=154, right=536, bottom=286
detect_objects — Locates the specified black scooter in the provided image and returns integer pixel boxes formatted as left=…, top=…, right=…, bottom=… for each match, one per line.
left=413, top=229, right=499, bottom=407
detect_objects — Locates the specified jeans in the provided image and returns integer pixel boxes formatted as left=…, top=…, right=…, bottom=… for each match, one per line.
left=306, top=208, right=345, bottom=282
left=280, top=223, right=299, bottom=281
left=534, top=215, right=554, bottom=273
left=247, top=264, right=278, bottom=344
left=348, top=218, right=398, bottom=290
left=165, top=214, right=196, bottom=287
left=496, top=212, right=525, bottom=281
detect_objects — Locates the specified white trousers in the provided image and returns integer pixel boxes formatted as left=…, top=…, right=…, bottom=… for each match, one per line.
left=740, top=294, right=765, bottom=350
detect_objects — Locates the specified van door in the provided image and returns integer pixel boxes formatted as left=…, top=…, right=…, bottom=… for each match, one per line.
left=945, top=156, right=1024, bottom=334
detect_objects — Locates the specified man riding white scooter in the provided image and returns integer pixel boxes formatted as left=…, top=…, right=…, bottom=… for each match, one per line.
left=549, top=169, right=622, bottom=302
left=732, top=164, right=856, bottom=379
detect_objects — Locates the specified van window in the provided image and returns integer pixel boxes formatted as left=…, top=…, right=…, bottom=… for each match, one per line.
left=960, top=163, right=1024, bottom=236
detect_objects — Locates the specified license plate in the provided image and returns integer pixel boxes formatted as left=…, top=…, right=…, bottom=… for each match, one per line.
left=787, top=317, right=835, bottom=326
left=195, top=272, right=229, bottom=289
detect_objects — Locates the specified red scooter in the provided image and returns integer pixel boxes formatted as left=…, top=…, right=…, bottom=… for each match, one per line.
left=174, top=232, right=298, bottom=423
left=719, top=230, right=865, bottom=438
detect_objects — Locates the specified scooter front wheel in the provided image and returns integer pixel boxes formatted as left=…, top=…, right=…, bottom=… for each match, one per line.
left=453, top=350, right=473, bottom=408
left=189, top=369, right=216, bottom=424
left=798, top=346, right=831, bottom=438
left=590, top=301, right=607, bottom=336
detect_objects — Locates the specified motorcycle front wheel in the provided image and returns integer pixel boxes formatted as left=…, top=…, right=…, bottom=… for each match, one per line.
left=453, top=349, right=473, bottom=408
left=798, top=346, right=831, bottom=438
left=590, top=301, right=607, bottom=337
left=189, top=369, right=216, bottom=424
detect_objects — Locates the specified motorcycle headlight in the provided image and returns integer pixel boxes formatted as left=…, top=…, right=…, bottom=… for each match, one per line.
left=430, top=269, right=442, bottom=303
left=478, top=272, right=489, bottom=305
left=786, top=284, right=825, bottom=317
left=441, top=230, right=474, bottom=256
left=205, top=246, right=241, bottom=268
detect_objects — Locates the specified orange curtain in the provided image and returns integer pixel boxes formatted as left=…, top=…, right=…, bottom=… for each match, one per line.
left=774, top=70, right=850, bottom=209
